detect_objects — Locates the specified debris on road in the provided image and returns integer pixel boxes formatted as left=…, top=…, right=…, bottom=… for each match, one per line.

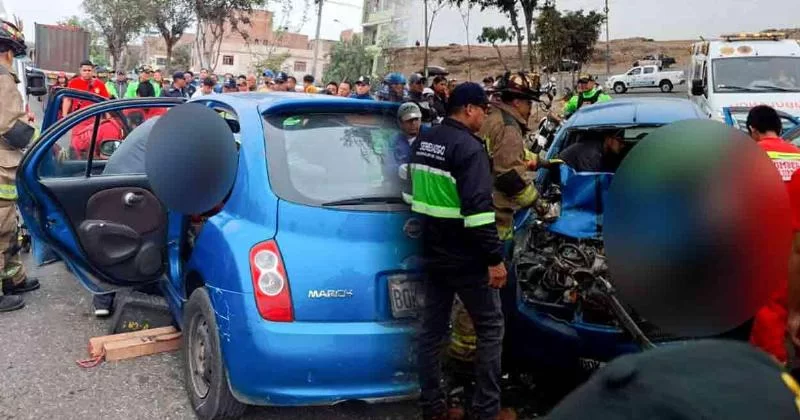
left=78, top=326, right=181, bottom=367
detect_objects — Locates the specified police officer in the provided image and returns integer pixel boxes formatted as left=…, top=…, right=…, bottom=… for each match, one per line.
left=0, top=20, right=40, bottom=312
left=562, top=73, right=611, bottom=118
left=351, top=76, right=373, bottom=100
left=163, top=72, right=191, bottom=99
left=410, top=82, right=514, bottom=420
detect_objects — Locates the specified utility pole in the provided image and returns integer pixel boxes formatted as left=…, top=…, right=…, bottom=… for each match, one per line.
left=311, top=0, right=324, bottom=80
left=604, top=0, right=610, bottom=76
left=423, top=0, right=429, bottom=78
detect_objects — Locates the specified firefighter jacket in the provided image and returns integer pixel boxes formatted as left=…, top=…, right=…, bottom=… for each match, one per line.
left=0, top=62, right=28, bottom=201
left=408, top=118, right=504, bottom=272
left=478, top=101, right=539, bottom=240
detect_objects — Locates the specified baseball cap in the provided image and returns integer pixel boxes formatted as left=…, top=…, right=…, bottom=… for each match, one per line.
left=409, top=73, right=427, bottom=85
left=172, top=71, right=185, bottom=80
left=224, top=79, right=237, bottom=89
left=356, top=76, right=370, bottom=85
left=547, top=340, right=800, bottom=420
left=398, top=102, right=422, bottom=121
left=263, top=69, right=275, bottom=78
left=116, top=70, right=126, bottom=76
left=578, top=73, right=594, bottom=82
left=274, top=71, right=288, bottom=83
left=447, top=82, right=489, bottom=110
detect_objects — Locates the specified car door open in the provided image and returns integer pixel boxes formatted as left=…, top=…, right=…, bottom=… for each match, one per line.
left=18, top=96, right=185, bottom=291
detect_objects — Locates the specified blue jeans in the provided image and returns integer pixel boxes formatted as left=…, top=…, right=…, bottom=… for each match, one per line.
left=418, top=268, right=505, bottom=420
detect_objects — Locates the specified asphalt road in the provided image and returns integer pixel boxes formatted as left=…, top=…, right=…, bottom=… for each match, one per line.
left=0, top=256, right=421, bottom=420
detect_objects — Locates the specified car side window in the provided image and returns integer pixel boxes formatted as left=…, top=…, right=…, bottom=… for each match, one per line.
left=643, top=67, right=654, bottom=74
left=38, top=106, right=171, bottom=178
left=631, top=68, right=642, bottom=76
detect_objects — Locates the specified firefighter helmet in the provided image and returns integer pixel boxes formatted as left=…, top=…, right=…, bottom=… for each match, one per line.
left=0, top=19, right=26, bottom=58
left=496, top=71, right=541, bottom=99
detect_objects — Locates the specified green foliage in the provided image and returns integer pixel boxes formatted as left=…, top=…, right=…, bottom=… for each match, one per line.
left=323, top=34, right=373, bottom=85
left=535, top=5, right=604, bottom=71
left=143, top=0, right=194, bottom=69
left=82, top=0, right=148, bottom=68
left=252, top=51, right=291, bottom=74
left=193, top=0, right=266, bottom=70
left=170, top=44, right=193, bottom=72
left=477, top=26, right=514, bottom=71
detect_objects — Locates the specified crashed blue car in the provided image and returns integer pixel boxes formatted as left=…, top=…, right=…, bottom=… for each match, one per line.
left=18, top=90, right=422, bottom=419
left=503, top=98, right=709, bottom=374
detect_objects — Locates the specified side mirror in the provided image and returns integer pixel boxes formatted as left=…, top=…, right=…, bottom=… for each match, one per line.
left=690, top=79, right=705, bottom=96
left=26, top=71, right=47, bottom=97
left=99, top=140, right=122, bottom=157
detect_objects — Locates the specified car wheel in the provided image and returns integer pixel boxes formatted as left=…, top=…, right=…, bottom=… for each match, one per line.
left=659, top=80, right=673, bottom=93
left=613, top=83, right=626, bottom=94
left=184, top=288, right=247, bottom=420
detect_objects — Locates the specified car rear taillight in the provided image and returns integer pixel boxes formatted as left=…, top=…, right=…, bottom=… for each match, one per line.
left=249, top=240, right=293, bottom=322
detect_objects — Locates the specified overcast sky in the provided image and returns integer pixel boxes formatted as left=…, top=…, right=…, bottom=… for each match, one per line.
left=2, top=0, right=363, bottom=42
left=4, top=0, right=800, bottom=45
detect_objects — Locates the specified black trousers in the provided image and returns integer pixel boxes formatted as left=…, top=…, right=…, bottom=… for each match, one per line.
left=418, top=268, right=504, bottom=420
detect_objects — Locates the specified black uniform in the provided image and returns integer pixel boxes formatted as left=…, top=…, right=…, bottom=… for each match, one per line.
left=409, top=112, right=505, bottom=420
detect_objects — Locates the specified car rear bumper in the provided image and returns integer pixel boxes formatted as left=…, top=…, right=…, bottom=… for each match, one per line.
left=210, top=287, right=420, bottom=406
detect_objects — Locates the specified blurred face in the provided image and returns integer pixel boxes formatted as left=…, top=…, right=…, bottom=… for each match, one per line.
left=80, top=65, right=94, bottom=81
left=463, top=103, right=488, bottom=132
left=200, top=70, right=208, bottom=80
left=327, top=84, right=338, bottom=95
left=174, top=77, right=186, bottom=88
left=287, top=78, right=297, bottom=91
left=604, top=135, right=625, bottom=154
left=337, top=83, right=352, bottom=97
left=391, top=83, right=404, bottom=95
left=237, top=81, right=249, bottom=92
left=141, top=71, right=151, bottom=82
left=511, top=98, right=533, bottom=121
left=154, top=71, right=163, bottom=82
left=401, top=117, right=421, bottom=137
left=201, top=84, right=213, bottom=94
left=247, top=75, right=256, bottom=88
left=356, top=82, right=370, bottom=95
left=577, top=80, right=591, bottom=92
left=410, top=80, right=424, bottom=93
left=57, top=76, right=67, bottom=85
left=117, top=73, right=127, bottom=81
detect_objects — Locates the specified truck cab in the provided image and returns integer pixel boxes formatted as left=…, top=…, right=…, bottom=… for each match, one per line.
left=688, top=32, right=800, bottom=121
left=605, top=65, right=685, bottom=94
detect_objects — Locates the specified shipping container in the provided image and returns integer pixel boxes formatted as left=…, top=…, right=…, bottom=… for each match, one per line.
left=33, top=23, right=90, bottom=73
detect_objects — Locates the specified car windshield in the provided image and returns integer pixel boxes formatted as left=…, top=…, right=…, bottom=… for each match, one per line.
left=713, top=56, right=800, bottom=93
left=263, top=112, right=406, bottom=208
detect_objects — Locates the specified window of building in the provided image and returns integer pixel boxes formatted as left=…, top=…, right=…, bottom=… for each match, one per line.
left=294, top=61, right=307, bottom=72
left=223, top=55, right=234, bottom=66
left=156, top=57, right=167, bottom=66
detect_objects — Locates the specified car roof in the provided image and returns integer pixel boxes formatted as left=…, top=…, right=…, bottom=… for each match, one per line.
left=203, top=91, right=400, bottom=115
left=565, top=97, right=706, bottom=128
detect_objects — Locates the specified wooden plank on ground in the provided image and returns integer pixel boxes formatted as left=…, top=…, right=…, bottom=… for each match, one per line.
left=88, top=326, right=178, bottom=358
left=103, top=332, right=183, bottom=362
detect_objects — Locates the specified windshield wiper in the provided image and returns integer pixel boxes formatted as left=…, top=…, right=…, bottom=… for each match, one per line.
left=321, top=196, right=406, bottom=206
left=751, top=84, right=800, bottom=92
left=716, top=84, right=760, bottom=92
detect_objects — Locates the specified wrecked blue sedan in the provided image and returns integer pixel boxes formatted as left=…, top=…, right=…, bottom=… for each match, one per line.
left=503, top=98, right=709, bottom=373
left=18, top=90, right=422, bottom=420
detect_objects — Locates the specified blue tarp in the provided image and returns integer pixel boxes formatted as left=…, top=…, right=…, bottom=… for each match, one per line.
left=548, top=165, right=614, bottom=240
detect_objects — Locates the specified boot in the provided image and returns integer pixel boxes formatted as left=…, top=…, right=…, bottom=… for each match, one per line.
left=0, top=295, right=24, bottom=312
left=3, top=277, right=40, bottom=295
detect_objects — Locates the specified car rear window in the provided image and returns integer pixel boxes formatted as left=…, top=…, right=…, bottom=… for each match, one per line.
left=263, top=112, right=406, bottom=208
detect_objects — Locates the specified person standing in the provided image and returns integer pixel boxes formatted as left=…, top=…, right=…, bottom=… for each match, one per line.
left=409, top=82, right=514, bottom=420
left=287, top=76, right=297, bottom=92
left=747, top=105, right=800, bottom=364
left=246, top=73, right=258, bottom=91
left=163, top=72, right=192, bottom=99
left=302, top=74, right=318, bottom=93
left=107, top=70, right=128, bottom=100
left=124, top=66, right=161, bottom=98
left=562, top=74, right=611, bottom=118
left=191, top=78, right=218, bottom=99
left=325, top=81, right=338, bottom=95
left=407, top=73, right=427, bottom=101
left=337, top=80, right=352, bottom=97
left=430, top=76, right=449, bottom=119
left=351, top=76, right=373, bottom=100
left=62, top=60, right=110, bottom=117
left=0, top=20, right=40, bottom=312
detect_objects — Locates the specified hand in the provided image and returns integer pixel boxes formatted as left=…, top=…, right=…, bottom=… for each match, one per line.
left=488, top=263, right=508, bottom=289
left=26, top=112, right=35, bottom=123
left=788, top=310, right=800, bottom=356
left=525, top=160, right=537, bottom=171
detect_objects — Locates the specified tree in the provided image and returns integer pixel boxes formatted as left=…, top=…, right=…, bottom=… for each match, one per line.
left=423, top=0, right=447, bottom=78
left=57, top=15, right=109, bottom=67
left=171, top=44, right=193, bottom=71
left=193, top=0, right=265, bottom=71
left=534, top=2, right=566, bottom=72
left=252, top=0, right=311, bottom=74
left=323, top=34, right=373, bottom=85
left=144, top=0, right=194, bottom=71
left=252, top=51, right=290, bottom=74
left=477, top=26, right=514, bottom=72
left=458, top=3, right=474, bottom=80
left=82, top=0, right=148, bottom=68
left=480, top=0, right=524, bottom=70
left=560, top=9, right=605, bottom=71
left=518, top=0, right=538, bottom=71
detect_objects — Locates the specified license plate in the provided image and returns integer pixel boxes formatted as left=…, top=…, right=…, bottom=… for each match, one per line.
left=388, top=275, right=424, bottom=318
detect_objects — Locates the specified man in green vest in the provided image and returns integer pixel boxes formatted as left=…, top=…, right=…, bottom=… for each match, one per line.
left=124, top=66, right=161, bottom=98
left=563, top=73, right=611, bottom=118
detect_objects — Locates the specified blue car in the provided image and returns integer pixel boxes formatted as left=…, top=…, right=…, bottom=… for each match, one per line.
left=503, top=98, right=709, bottom=374
left=19, top=89, right=423, bottom=419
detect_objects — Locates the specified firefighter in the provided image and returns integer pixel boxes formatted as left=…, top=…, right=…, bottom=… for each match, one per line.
left=0, top=19, right=40, bottom=312
left=410, top=82, right=516, bottom=420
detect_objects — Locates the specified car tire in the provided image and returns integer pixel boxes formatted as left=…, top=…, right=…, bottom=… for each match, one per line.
left=613, top=83, right=626, bottom=94
left=184, top=288, right=247, bottom=420
left=659, top=80, right=673, bottom=93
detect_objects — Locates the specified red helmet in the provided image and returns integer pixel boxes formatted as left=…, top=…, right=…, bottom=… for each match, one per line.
left=0, top=20, right=27, bottom=57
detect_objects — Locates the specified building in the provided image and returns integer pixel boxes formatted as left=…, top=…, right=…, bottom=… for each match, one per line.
left=361, top=0, right=412, bottom=76
left=141, top=34, right=196, bottom=70
left=192, top=9, right=337, bottom=81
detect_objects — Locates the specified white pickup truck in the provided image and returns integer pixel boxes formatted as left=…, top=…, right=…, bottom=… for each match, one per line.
left=605, top=65, right=685, bottom=94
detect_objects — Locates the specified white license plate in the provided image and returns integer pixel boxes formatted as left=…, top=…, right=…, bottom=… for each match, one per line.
left=388, top=275, right=424, bottom=318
